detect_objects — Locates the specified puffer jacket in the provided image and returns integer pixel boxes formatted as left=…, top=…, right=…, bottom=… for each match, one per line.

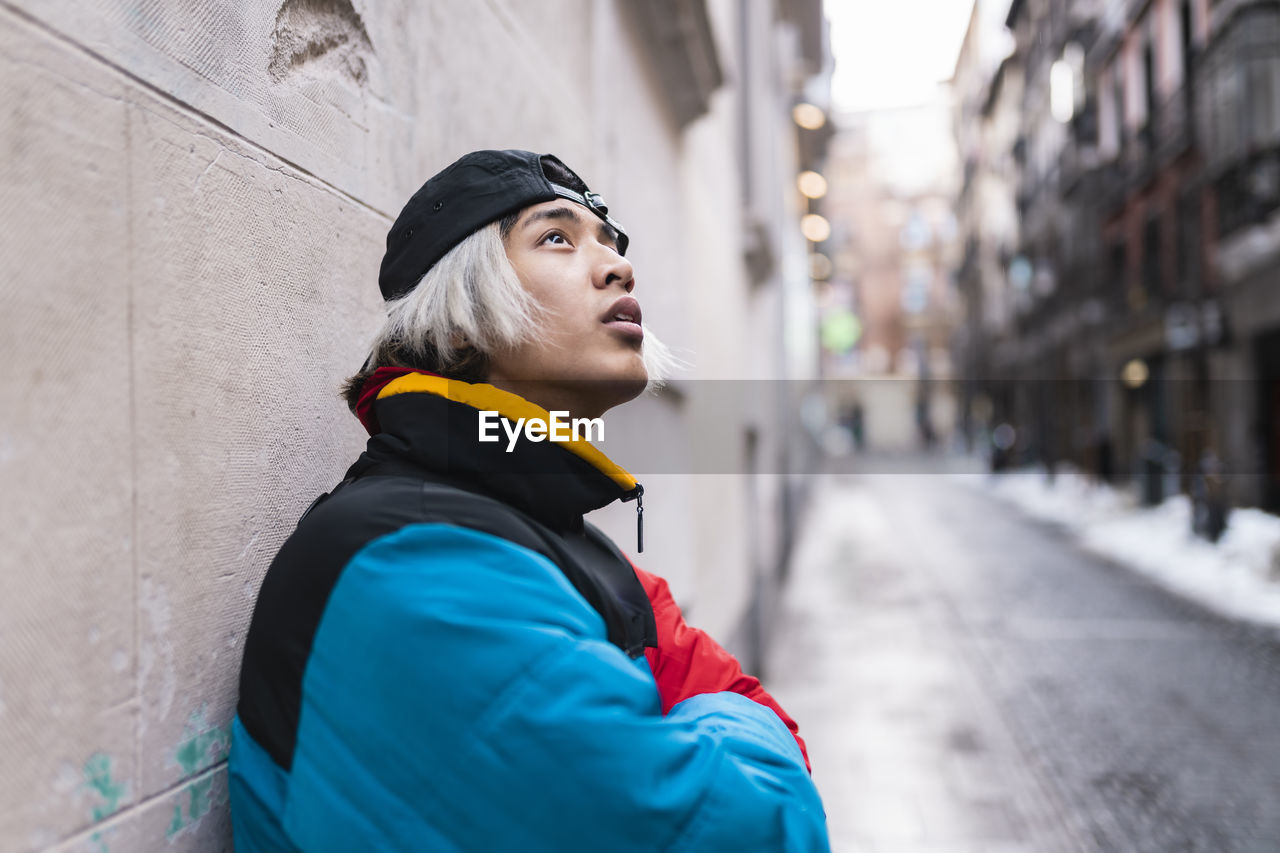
left=229, top=371, right=828, bottom=852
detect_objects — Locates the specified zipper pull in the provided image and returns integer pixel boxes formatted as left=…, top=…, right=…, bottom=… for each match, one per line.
left=623, top=483, right=645, bottom=553
left=636, top=486, right=644, bottom=553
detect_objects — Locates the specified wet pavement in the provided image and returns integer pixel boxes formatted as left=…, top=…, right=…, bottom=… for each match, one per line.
left=765, top=466, right=1280, bottom=853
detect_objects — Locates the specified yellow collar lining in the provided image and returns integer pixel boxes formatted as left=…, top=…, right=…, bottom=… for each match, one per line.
left=377, top=373, right=638, bottom=491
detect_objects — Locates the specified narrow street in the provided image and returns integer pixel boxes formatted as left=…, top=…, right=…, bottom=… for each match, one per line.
left=766, top=467, right=1280, bottom=853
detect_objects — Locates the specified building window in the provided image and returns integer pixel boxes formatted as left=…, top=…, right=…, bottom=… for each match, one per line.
left=1205, top=64, right=1244, bottom=168
left=1109, top=239, right=1127, bottom=294
left=1099, top=68, right=1118, bottom=156
left=1176, top=193, right=1200, bottom=297
left=1181, top=0, right=1194, bottom=83
left=1143, top=216, right=1162, bottom=298
left=1143, top=40, right=1157, bottom=149
left=1115, top=76, right=1126, bottom=150
left=1251, top=57, right=1280, bottom=146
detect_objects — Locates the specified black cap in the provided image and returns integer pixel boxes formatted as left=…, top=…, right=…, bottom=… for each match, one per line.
left=377, top=149, right=629, bottom=301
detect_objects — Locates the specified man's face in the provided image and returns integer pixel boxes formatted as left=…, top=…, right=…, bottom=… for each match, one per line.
left=486, top=200, right=648, bottom=419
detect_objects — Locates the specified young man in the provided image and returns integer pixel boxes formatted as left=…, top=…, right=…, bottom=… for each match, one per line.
left=230, top=150, right=828, bottom=851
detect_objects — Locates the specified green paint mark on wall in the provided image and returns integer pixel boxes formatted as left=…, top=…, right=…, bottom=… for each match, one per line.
left=165, top=776, right=221, bottom=840
left=167, top=801, right=184, bottom=838
left=187, top=776, right=214, bottom=820
left=82, top=753, right=126, bottom=822
left=174, top=707, right=231, bottom=775
left=166, top=707, right=230, bottom=839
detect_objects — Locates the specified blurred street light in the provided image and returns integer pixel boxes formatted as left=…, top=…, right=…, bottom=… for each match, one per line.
left=1122, top=359, right=1150, bottom=389
left=797, top=170, right=828, bottom=199
left=801, top=213, right=832, bottom=242
left=821, top=309, right=862, bottom=353
left=792, top=102, right=827, bottom=130
left=809, top=252, right=833, bottom=280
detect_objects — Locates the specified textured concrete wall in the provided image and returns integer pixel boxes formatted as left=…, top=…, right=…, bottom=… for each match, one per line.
left=0, top=0, right=813, bottom=848
left=2, top=4, right=387, bottom=847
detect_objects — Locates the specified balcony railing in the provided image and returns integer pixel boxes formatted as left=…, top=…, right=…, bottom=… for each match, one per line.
left=1120, top=124, right=1155, bottom=193
left=1215, top=145, right=1280, bottom=238
left=1097, top=159, right=1127, bottom=217
left=1153, top=84, right=1195, bottom=166
left=1110, top=85, right=1196, bottom=204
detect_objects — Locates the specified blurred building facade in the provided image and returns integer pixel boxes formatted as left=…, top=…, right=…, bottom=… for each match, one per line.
left=0, top=1, right=829, bottom=849
left=953, top=0, right=1280, bottom=511
left=952, top=0, right=1022, bottom=452
left=820, top=98, right=963, bottom=451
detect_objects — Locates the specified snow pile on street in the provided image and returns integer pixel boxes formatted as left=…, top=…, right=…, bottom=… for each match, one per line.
left=966, top=466, right=1280, bottom=629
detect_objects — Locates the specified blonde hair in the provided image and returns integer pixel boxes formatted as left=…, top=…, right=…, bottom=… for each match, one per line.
left=343, top=217, right=677, bottom=408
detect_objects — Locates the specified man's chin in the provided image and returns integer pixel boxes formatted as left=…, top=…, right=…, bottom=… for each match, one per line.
left=609, top=374, right=650, bottom=407
left=569, top=374, right=649, bottom=415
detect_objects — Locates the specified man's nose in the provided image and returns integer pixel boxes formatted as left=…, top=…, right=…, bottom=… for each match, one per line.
left=598, top=251, right=635, bottom=292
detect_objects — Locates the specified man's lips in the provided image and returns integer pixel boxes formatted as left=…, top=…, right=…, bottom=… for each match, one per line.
left=603, top=296, right=644, bottom=340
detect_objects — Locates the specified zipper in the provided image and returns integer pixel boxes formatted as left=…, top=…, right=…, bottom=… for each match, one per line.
left=622, top=483, right=644, bottom=553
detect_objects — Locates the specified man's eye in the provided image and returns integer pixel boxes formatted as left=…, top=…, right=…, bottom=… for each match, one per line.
left=541, top=231, right=570, bottom=246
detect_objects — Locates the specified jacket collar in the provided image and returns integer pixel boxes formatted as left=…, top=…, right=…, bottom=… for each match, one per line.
left=353, top=372, right=640, bottom=532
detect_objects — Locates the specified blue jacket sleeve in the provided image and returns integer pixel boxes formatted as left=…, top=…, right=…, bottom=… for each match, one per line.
left=281, top=523, right=829, bottom=852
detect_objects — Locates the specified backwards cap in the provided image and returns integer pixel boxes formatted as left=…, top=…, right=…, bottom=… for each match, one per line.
left=377, top=149, right=628, bottom=301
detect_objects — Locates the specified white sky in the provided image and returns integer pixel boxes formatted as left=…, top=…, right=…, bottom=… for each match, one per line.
left=827, top=0, right=979, bottom=112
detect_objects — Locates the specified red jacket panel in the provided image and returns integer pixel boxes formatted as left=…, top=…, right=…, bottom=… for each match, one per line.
left=633, top=566, right=811, bottom=772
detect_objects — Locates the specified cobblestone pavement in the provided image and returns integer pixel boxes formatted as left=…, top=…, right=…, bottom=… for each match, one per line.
left=764, top=468, right=1280, bottom=853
